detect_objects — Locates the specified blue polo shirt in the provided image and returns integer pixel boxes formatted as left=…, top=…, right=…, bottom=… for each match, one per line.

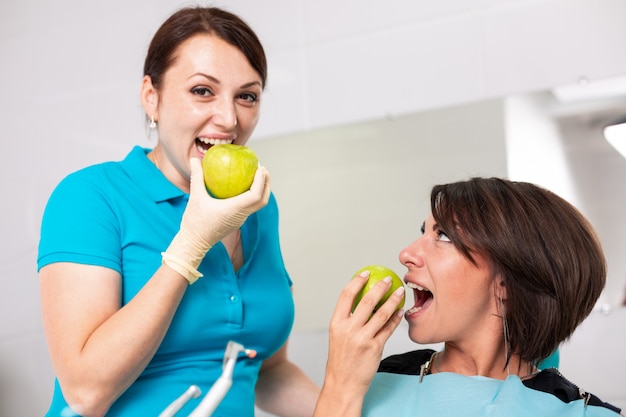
left=38, top=146, right=295, bottom=417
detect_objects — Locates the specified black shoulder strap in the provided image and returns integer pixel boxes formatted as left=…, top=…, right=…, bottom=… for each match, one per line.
left=378, top=349, right=435, bottom=376
left=523, top=368, right=621, bottom=414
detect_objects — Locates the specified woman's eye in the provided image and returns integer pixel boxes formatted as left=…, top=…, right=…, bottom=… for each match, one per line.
left=191, top=87, right=213, bottom=97
left=238, top=92, right=258, bottom=103
left=436, top=230, right=451, bottom=242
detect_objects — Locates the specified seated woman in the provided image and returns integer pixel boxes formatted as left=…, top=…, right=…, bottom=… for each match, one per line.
left=314, top=177, right=622, bottom=417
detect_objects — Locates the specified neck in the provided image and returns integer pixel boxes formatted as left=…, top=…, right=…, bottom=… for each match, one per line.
left=147, top=146, right=191, bottom=193
left=434, top=343, right=536, bottom=380
left=148, top=147, right=161, bottom=171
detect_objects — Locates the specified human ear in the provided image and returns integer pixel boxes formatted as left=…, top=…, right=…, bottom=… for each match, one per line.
left=496, top=278, right=507, bottom=300
left=140, top=75, right=159, bottom=120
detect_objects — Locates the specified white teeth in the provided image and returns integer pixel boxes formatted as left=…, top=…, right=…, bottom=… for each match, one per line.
left=197, top=137, right=233, bottom=145
left=406, top=282, right=427, bottom=291
left=406, top=306, right=423, bottom=315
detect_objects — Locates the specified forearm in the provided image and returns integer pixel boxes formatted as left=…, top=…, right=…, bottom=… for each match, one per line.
left=45, top=264, right=187, bottom=416
left=255, top=357, right=320, bottom=417
left=313, top=382, right=364, bottom=417
left=312, top=364, right=369, bottom=417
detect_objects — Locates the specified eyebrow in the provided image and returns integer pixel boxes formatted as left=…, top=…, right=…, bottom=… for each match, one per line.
left=190, top=72, right=262, bottom=89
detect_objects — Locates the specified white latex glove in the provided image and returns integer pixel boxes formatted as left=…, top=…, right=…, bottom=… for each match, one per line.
left=162, top=157, right=271, bottom=283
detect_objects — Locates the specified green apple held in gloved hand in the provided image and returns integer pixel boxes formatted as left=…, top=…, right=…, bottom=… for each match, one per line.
left=352, top=265, right=406, bottom=313
left=202, top=144, right=259, bottom=199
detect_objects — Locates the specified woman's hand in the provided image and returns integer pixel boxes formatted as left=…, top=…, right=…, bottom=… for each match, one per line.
left=185, top=156, right=270, bottom=241
left=162, top=157, right=271, bottom=283
left=313, top=271, right=405, bottom=417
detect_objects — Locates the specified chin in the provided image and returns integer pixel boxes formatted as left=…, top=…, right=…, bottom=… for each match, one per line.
left=407, top=328, right=440, bottom=346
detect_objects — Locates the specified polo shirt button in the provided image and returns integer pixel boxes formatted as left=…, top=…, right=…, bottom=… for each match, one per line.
left=229, top=295, right=239, bottom=303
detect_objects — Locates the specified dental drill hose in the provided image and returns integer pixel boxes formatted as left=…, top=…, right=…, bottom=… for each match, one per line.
left=186, top=341, right=256, bottom=417
left=158, top=385, right=201, bottom=417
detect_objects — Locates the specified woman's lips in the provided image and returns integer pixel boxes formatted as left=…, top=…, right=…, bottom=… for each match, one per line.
left=405, top=282, right=433, bottom=317
left=195, top=137, right=234, bottom=157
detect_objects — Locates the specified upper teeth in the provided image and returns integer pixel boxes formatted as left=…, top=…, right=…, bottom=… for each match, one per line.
left=198, top=137, right=233, bottom=145
left=407, top=282, right=427, bottom=291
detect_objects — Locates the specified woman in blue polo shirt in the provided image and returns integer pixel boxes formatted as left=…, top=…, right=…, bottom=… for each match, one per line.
left=38, top=6, right=319, bottom=417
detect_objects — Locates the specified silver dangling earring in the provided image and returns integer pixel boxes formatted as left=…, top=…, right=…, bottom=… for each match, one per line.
left=149, top=114, right=157, bottom=129
left=500, top=294, right=511, bottom=374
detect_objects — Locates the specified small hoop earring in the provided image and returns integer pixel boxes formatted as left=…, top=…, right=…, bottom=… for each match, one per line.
left=149, top=115, right=157, bottom=129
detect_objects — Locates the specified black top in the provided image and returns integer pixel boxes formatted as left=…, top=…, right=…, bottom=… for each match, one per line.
left=378, top=349, right=621, bottom=414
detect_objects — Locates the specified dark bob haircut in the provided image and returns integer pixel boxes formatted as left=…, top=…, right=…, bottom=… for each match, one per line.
left=431, top=177, right=606, bottom=364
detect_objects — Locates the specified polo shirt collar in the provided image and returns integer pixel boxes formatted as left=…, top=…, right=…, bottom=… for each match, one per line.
left=121, top=146, right=187, bottom=203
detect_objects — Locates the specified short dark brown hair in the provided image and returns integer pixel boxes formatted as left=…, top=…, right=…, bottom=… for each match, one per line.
left=430, top=177, right=606, bottom=365
left=143, top=6, right=267, bottom=90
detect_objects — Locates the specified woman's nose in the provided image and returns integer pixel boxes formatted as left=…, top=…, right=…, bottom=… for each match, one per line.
left=213, top=98, right=238, bottom=129
left=399, top=238, right=425, bottom=268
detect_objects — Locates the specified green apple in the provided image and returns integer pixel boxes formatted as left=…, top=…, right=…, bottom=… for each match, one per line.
left=202, top=144, right=259, bottom=199
left=351, top=265, right=405, bottom=313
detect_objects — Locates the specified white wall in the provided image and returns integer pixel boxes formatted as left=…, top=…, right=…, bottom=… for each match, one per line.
left=560, top=308, right=626, bottom=411
left=2, top=0, right=626, bottom=415
left=252, top=98, right=507, bottom=331
left=248, top=0, right=626, bottom=139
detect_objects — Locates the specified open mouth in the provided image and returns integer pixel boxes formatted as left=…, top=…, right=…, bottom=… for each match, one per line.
left=405, top=282, right=433, bottom=316
left=195, top=137, right=234, bottom=157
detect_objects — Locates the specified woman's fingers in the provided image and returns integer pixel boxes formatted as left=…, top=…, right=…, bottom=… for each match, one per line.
left=248, top=165, right=270, bottom=196
left=351, top=275, right=401, bottom=320
left=334, top=271, right=404, bottom=332
left=324, top=272, right=405, bottom=393
left=368, top=286, right=405, bottom=339
left=334, top=271, right=370, bottom=318
left=188, top=157, right=206, bottom=197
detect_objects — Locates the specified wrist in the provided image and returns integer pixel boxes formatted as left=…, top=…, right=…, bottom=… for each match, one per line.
left=161, top=252, right=203, bottom=284
left=163, top=230, right=212, bottom=284
left=314, top=384, right=363, bottom=417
